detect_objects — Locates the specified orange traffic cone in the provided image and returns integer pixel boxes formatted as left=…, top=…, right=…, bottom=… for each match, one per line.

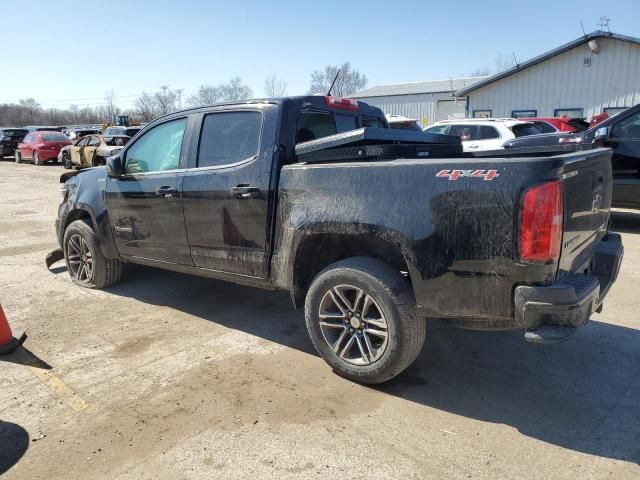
left=0, top=304, right=26, bottom=354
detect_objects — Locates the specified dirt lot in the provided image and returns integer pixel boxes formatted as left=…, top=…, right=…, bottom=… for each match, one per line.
left=0, top=160, right=639, bottom=479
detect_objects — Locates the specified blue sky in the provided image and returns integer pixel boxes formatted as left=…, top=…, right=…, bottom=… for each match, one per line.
left=1, top=0, right=638, bottom=109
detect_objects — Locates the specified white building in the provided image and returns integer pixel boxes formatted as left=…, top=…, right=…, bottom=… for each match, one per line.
left=455, top=30, right=640, bottom=120
left=352, top=77, right=486, bottom=128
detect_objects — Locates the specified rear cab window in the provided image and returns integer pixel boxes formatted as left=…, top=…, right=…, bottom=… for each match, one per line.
left=294, top=103, right=387, bottom=144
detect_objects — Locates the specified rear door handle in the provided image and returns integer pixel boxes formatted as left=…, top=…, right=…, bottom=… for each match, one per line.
left=156, top=186, right=178, bottom=198
left=230, top=185, right=259, bottom=199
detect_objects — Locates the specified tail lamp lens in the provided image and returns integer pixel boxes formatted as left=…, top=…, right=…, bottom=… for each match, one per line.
left=520, top=180, right=563, bottom=262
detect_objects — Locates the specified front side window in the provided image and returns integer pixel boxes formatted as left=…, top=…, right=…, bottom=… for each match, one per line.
left=197, top=111, right=262, bottom=168
left=448, top=124, right=479, bottom=141
left=125, top=118, right=187, bottom=174
left=611, top=111, right=640, bottom=139
left=88, top=136, right=100, bottom=147
left=77, top=137, right=90, bottom=147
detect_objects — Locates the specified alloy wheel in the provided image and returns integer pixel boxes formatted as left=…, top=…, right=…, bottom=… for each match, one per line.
left=318, top=284, right=389, bottom=365
left=66, top=234, right=94, bottom=282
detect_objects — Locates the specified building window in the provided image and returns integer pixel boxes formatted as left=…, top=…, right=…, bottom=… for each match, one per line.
left=554, top=108, right=584, bottom=118
left=511, top=110, right=537, bottom=119
left=473, top=110, right=492, bottom=118
left=603, top=107, right=628, bottom=116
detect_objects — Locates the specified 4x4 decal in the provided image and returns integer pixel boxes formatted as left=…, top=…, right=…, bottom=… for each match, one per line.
left=436, top=169, right=500, bottom=181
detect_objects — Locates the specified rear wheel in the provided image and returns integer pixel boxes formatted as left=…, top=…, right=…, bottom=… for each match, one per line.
left=14, top=151, right=22, bottom=163
left=62, top=151, right=72, bottom=169
left=63, top=220, right=123, bottom=289
left=92, top=155, right=104, bottom=167
left=304, top=257, right=425, bottom=384
left=33, top=151, right=40, bottom=166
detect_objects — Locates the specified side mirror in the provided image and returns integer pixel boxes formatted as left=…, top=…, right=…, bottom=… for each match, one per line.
left=106, top=155, right=124, bottom=177
left=593, top=126, right=610, bottom=146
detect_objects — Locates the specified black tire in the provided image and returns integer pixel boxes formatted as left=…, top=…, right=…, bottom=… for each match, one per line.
left=92, top=155, right=103, bottom=167
left=304, top=257, right=425, bottom=384
left=63, top=220, right=123, bottom=289
left=62, top=151, right=72, bottom=169
left=14, top=151, right=21, bottom=163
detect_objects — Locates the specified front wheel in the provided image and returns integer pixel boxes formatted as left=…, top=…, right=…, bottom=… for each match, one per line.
left=14, top=151, right=22, bottom=163
left=33, top=151, right=40, bottom=166
left=63, top=220, right=123, bottom=289
left=62, top=151, right=72, bottom=169
left=304, top=257, right=425, bottom=384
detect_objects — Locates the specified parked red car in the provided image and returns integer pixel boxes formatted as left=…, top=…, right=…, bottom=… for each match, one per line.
left=15, top=131, right=71, bottom=165
left=520, top=117, right=590, bottom=134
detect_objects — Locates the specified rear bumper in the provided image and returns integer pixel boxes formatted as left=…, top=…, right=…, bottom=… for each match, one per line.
left=514, top=232, right=623, bottom=343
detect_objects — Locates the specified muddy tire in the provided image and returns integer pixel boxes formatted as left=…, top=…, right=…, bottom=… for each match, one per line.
left=63, top=220, right=123, bottom=289
left=62, top=151, right=72, bottom=169
left=304, top=257, right=425, bottom=384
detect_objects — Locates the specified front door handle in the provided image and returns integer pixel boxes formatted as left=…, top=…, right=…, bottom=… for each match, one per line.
left=230, top=185, right=259, bottom=199
left=156, top=186, right=178, bottom=198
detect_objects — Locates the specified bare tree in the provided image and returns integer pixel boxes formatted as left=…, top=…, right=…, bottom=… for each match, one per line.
left=186, top=84, right=221, bottom=107
left=155, top=86, right=178, bottom=115
left=470, top=66, right=491, bottom=77
left=308, top=62, right=367, bottom=97
left=494, top=54, right=516, bottom=73
left=18, top=98, right=41, bottom=116
left=264, top=74, right=288, bottom=97
left=219, top=77, right=253, bottom=101
left=103, top=90, right=121, bottom=122
left=135, top=92, right=159, bottom=122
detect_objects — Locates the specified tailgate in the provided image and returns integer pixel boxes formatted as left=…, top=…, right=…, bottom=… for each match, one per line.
left=557, top=148, right=612, bottom=277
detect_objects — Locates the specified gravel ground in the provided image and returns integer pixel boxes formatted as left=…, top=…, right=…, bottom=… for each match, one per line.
left=0, top=160, right=639, bottom=479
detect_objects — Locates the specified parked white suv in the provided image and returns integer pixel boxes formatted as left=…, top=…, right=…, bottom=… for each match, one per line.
left=424, top=118, right=540, bottom=151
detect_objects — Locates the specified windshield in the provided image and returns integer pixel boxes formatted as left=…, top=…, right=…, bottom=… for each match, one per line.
left=41, top=133, right=69, bottom=142
left=1, top=129, right=28, bottom=138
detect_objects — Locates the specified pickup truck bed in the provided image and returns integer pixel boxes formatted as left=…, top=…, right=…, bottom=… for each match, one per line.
left=51, top=96, right=624, bottom=384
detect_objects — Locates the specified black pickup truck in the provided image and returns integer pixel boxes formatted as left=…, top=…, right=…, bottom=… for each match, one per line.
left=51, top=95, right=623, bottom=384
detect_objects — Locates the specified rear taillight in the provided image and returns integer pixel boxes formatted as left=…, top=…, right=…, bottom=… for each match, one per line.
left=324, top=96, right=358, bottom=110
left=519, top=180, right=563, bottom=263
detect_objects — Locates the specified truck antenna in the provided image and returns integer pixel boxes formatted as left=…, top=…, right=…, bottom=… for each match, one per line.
left=327, top=68, right=341, bottom=96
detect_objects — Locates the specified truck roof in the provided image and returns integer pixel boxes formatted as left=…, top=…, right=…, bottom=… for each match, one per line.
left=152, top=95, right=386, bottom=122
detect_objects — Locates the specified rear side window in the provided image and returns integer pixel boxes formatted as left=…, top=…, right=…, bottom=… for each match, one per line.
left=511, top=124, right=541, bottom=137
left=88, top=136, right=100, bottom=147
left=479, top=125, right=500, bottom=139
left=198, top=111, right=262, bottom=168
left=448, top=124, right=479, bottom=141
left=296, top=111, right=336, bottom=143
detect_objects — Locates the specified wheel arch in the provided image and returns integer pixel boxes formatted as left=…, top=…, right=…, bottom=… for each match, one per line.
left=290, top=227, right=414, bottom=309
